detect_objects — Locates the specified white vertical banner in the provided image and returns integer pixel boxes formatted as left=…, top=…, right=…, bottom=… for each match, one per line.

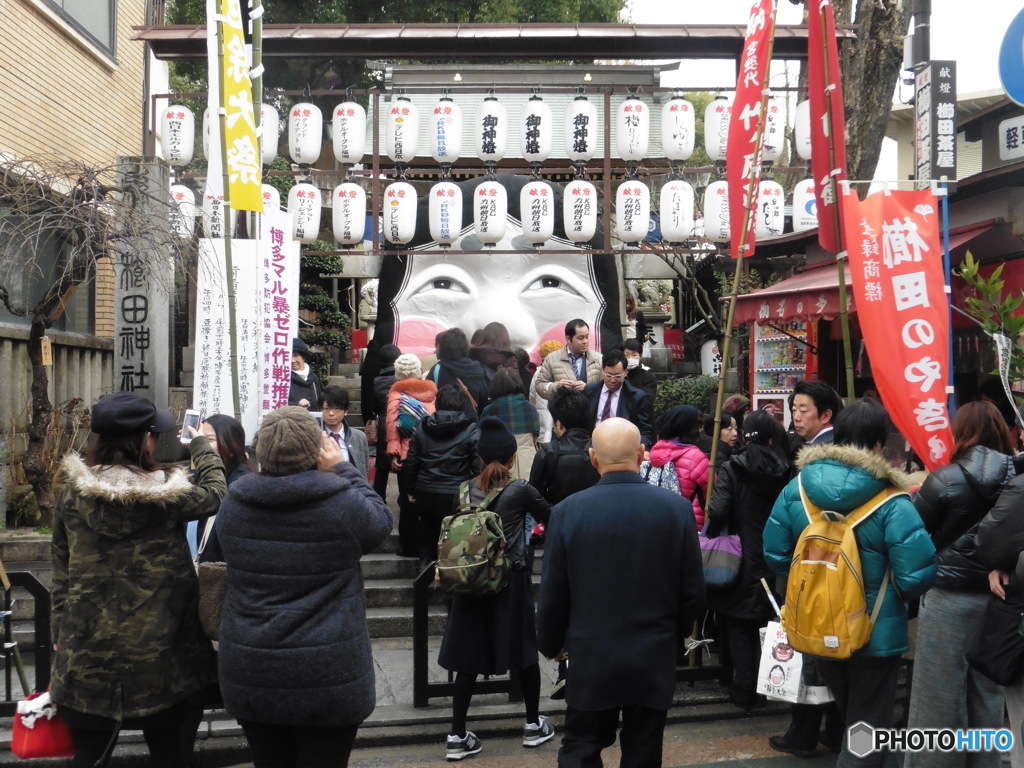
left=193, top=240, right=233, bottom=419
left=234, top=242, right=260, bottom=437
left=257, top=208, right=300, bottom=423
left=204, top=0, right=226, bottom=225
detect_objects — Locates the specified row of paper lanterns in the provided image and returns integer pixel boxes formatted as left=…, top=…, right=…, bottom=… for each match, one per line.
left=161, top=96, right=815, bottom=168
left=169, top=177, right=821, bottom=245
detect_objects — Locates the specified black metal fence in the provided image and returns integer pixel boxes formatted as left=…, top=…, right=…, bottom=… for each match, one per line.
left=0, top=572, right=51, bottom=717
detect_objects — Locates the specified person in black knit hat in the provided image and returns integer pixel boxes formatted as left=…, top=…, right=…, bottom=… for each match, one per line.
left=288, top=338, right=323, bottom=409
left=438, top=417, right=554, bottom=761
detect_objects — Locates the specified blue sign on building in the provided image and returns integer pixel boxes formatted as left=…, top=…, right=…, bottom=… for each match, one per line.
left=999, top=8, right=1024, bottom=107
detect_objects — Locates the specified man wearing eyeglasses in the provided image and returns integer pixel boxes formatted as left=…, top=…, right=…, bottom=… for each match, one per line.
left=583, top=349, right=654, bottom=450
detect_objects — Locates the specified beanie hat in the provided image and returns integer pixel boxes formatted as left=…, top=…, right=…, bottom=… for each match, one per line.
left=658, top=404, right=701, bottom=442
left=254, top=406, right=321, bottom=476
left=538, top=340, right=564, bottom=360
left=723, top=394, right=751, bottom=414
left=477, top=416, right=517, bottom=463
left=378, top=343, right=402, bottom=365
left=292, top=337, right=310, bottom=360
left=394, top=353, right=422, bottom=380
left=91, top=392, right=176, bottom=435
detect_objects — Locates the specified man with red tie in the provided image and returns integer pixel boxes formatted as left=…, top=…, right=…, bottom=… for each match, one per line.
left=583, top=350, right=654, bottom=451
left=320, top=386, right=370, bottom=478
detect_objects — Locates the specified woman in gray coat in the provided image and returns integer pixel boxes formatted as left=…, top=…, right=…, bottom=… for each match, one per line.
left=216, top=407, right=393, bottom=767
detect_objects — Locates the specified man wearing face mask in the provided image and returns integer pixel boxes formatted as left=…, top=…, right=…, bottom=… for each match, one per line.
left=622, top=339, right=657, bottom=404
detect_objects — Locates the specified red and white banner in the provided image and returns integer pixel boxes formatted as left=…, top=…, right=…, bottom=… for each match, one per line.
left=807, top=0, right=848, bottom=253
left=842, top=188, right=954, bottom=470
left=727, top=0, right=776, bottom=259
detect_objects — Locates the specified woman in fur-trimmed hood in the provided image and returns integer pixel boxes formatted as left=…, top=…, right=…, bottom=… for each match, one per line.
left=763, top=399, right=935, bottom=767
left=52, top=392, right=226, bottom=767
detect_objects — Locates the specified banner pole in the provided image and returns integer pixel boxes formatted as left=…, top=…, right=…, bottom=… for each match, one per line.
left=215, top=2, right=242, bottom=421
left=709, top=0, right=778, bottom=499
left=818, top=5, right=856, bottom=402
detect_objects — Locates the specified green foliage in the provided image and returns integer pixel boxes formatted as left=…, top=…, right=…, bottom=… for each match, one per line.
left=298, top=289, right=336, bottom=314
left=956, top=251, right=1024, bottom=382
left=685, top=92, right=716, bottom=172
left=263, top=157, right=296, bottom=200
left=653, top=375, right=719, bottom=419
left=303, top=250, right=345, bottom=276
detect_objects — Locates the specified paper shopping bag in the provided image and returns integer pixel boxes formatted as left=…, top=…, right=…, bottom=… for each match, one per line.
left=756, top=620, right=802, bottom=703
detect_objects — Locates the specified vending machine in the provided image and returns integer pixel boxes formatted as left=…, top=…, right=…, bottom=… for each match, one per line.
left=750, top=321, right=819, bottom=429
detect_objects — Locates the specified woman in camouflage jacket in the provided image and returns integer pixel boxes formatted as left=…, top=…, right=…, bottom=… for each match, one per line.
left=51, top=392, right=226, bottom=768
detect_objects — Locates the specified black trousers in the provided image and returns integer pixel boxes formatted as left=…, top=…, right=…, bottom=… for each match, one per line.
left=395, top=468, right=419, bottom=557
left=817, top=655, right=902, bottom=768
left=558, top=704, right=668, bottom=768
left=239, top=720, right=359, bottom=768
left=64, top=703, right=186, bottom=768
left=416, top=491, right=457, bottom=561
left=721, top=616, right=761, bottom=692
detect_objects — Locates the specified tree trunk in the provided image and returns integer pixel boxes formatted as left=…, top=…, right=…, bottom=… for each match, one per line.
left=22, top=315, right=54, bottom=527
left=838, top=0, right=912, bottom=183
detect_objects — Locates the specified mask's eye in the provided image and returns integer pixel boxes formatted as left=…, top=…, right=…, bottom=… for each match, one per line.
left=524, top=275, right=582, bottom=297
left=411, top=277, right=470, bottom=296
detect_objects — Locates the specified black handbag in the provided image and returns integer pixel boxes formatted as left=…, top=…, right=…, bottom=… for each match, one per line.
left=965, top=589, right=1024, bottom=686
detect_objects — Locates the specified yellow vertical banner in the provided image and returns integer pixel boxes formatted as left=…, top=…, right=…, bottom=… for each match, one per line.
left=219, top=0, right=263, bottom=212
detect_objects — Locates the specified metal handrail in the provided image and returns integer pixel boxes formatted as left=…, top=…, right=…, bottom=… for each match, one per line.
left=0, top=572, right=52, bottom=717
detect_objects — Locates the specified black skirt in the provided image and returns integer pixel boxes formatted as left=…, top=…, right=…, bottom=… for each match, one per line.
left=437, top=568, right=537, bottom=676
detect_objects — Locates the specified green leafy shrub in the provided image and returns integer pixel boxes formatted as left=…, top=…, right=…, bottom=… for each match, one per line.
left=654, top=375, right=719, bottom=419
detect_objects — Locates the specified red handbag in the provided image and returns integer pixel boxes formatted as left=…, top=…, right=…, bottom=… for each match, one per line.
left=11, top=692, right=75, bottom=759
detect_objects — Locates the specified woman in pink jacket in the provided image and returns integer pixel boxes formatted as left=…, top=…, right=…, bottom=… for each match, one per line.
left=648, top=404, right=710, bottom=530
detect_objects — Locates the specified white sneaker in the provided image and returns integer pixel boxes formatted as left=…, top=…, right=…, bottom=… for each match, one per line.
left=523, top=715, right=555, bottom=747
left=446, top=731, right=483, bottom=761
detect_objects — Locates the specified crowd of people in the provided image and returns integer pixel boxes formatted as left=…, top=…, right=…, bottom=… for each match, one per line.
left=47, top=317, right=1024, bottom=768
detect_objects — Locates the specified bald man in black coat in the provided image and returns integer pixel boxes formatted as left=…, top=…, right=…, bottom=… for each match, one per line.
left=537, top=418, right=705, bottom=768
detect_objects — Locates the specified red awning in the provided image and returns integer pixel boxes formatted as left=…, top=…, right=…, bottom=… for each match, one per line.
left=728, top=265, right=852, bottom=325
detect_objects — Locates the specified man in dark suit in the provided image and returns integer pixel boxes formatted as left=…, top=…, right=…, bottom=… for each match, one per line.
left=537, top=418, right=705, bottom=768
left=583, top=349, right=654, bottom=450
left=791, top=380, right=843, bottom=445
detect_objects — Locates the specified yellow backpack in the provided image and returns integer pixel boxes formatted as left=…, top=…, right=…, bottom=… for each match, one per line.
left=781, top=477, right=907, bottom=659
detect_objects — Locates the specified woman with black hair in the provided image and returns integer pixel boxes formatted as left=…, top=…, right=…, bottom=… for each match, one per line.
left=425, top=328, right=488, bottom=418
left=648, top=405, right=710, bottom=530
left=439, top=418, right=553, bottom=761
left=704, top=410, right=792, bottom=710
left=52, top=392, right=226, bottom=768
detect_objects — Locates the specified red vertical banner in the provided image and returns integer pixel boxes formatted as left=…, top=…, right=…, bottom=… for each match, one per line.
left=727, top=0, right=776, bottom=259
left=807, top=0, right=848, bottom=253
left=841, top=189, right=954, bottom=470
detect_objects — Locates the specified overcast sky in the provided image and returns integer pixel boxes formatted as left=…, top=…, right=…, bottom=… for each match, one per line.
left=625, top=0, right=1018, bottom=96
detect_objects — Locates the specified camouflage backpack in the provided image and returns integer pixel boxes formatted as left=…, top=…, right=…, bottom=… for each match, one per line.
left=434, top=481, right=509, bottom=597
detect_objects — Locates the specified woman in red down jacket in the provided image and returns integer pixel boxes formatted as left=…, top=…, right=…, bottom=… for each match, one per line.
left=648, top=404, right=710, bottom=530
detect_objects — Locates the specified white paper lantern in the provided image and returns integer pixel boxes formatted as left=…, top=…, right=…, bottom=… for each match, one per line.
left=429, top=98, right=463, bottom=165
left=565, top=97, right=598, bottom=162
left=520, top=97, right=553, bottom=164
left=287, top=183, right=322, bottom=243
left=202, top=108, right=211, bottom=160
left=474, top=181, right=507, bottom=244
left=428, top=182, right=463, bottom=245
left=161, top=105, right=194, bottom=166
left=261, top=184, right=280, bottom=213
left=792, top=178, right=818, bottom=233
left=795, top=99, right=812, bottom=161
left=616, top=97, right=650, bottom=162
left=616, top=181, right=650, bottom=243
left=563, top=180, right=598, bottom=242
left=202, top=192, right=226, bottom=239
left=475, top=98, right=508, bottom=163
left=288, top=103, right=323, bottom=165
left=520, top=181, right=554, bottom=245
left=704, top=98, right=732, bottom=162
left=386, top=97, right=420, bottom=164
left=661, top=97, right=695, bottom=161
left=702, top=181, right=730, bottom=242
left=383, top=182, right=417, bottom=244
left=701, top=339, right=723, bottom=378
left=260, top=105, right=279, bottom=165
left=169, top=185, right=197, bottom=239
left=659, top=180, right=695, bottom=242
left=762, top=98, right=784, bottom=163
left=332, top=183, right=366, bottom=245
left=332, top=102, right=366, bottom=165
left=755, top=180, right=785, bottom=239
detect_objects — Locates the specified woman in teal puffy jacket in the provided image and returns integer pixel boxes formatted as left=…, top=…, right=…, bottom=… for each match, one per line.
left=764, top=398, right=936, bottom=767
